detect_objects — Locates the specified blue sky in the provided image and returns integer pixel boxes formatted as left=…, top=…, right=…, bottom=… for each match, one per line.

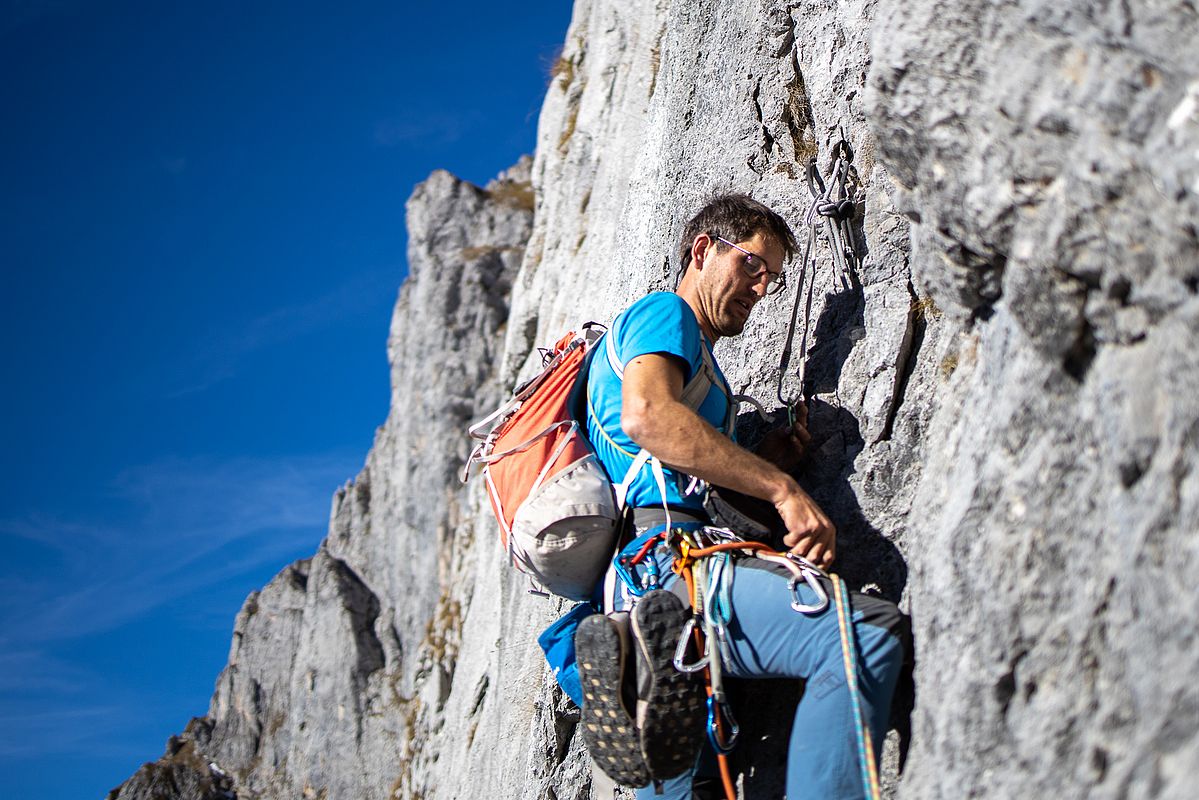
left=0, top=2, right=572, bottom=797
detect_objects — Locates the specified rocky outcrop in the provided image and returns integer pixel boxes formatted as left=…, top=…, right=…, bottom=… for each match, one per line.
left=108, top=722, right=235, bottom=800
left=114, top=0, right=1197, bottom=798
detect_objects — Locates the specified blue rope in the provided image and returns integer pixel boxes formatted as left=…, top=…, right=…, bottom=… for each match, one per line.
left=832, top=574, right=880, bottom=799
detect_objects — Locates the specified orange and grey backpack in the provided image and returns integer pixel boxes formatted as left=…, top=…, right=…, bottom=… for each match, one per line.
left=462, top=322, right=730, bottom=600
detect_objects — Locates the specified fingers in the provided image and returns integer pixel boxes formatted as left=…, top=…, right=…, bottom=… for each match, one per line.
left=776, top=487, right=836, bottom=566
left=781, top=517, right=835, bottom=547
left=789, top=404, right=811, bottom=450
left=808, top=536, right=835, bottom=568
left=781, top=510, right=836, bottom=567
left=786, top=532, right=836, bottom=568
left=792, top=422, right=811, bottom=448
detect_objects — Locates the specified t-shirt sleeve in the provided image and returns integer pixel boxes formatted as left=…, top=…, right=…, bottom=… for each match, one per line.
left=613, top=293, right=702, bottom=382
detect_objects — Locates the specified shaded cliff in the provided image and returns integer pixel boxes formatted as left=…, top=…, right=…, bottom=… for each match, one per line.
left=114, top=0, right=1197, bottom=798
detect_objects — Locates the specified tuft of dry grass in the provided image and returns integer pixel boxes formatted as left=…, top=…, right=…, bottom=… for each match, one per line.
left=939, top=353, right=959, bottom=379
left=648, top=27, right=665, bottom=98
left=487, top=179, right=535, bottom=212
left=459, top=245, right=500, bottom=261
left=558, top=103, right=580, bottom=154
left=912, top=295, right=942, bottom=321
left=460, top=244, right=520, bottom=262
left=550, top=52, right=575, bottom=88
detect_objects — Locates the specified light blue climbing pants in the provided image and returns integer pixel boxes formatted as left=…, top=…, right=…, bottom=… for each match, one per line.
left=612, top=531, right=905, bottom=800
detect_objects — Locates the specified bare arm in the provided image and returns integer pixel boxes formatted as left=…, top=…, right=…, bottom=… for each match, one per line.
left=621, top=352, right=836, bottom=567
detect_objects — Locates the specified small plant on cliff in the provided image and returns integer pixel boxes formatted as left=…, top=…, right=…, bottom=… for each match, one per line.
left=487, top=179, right=535, bottom=212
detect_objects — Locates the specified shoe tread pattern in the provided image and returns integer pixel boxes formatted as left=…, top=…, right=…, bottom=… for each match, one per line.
left=631, top=590, right=707, bottom=779
left=575, top=614, right=650, bottom=787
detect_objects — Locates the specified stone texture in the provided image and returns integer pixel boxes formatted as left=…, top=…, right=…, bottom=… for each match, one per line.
left=112, top=0, right=1198, bottom=798
left=868, top=1, right=1199, bottom=797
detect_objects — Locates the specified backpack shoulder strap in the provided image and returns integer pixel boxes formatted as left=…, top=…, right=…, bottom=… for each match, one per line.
left=604, top=328, right=732, bottom=431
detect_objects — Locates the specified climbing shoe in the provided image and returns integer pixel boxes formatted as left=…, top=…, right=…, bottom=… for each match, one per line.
left=575, top=611, right=650, bottom=787
left=630, top=589, right=707, bottom=779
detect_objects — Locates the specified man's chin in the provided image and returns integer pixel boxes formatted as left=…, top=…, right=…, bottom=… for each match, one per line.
left=715, top=315, right=749, bottom=338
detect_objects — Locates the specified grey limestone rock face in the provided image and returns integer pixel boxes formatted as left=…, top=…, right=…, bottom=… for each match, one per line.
left=114, top=0, right=1198, bottom=798
left=868, top=1, right=1199, bottom=798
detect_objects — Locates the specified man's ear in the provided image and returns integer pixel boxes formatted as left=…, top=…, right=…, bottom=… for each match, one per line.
left=690, top=233, right=714, bottom=270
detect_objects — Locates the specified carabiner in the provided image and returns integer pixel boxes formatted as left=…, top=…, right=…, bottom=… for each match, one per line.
left=644, top=557, right=660, bottom=591
left=613, top=553, right=649, bottom=598
left=805, top=157, right=826, bottom=199
left=706, top=696, right=740, bottom=754
left=787, top=558, right=829, bottom=615
left=833, top=139, right=853, bottom=165
left=672, top=616, right=709, bottom=673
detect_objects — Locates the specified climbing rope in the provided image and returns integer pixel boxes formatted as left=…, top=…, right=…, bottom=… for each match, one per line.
left=833, top=575, right=881, bottom=800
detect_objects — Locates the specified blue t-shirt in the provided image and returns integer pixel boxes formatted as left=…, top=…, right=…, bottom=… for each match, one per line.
left=586, top=292, right=733, bottom=512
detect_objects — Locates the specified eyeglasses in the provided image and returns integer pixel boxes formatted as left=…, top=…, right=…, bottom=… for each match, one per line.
left=716, top=236, right=785, bottom=295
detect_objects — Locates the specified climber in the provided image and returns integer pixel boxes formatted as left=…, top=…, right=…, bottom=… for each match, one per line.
left=573, top=194, right=907, bottom=799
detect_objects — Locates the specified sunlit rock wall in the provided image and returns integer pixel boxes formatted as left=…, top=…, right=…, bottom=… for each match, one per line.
left=869, top=1, right=1199, bottom=797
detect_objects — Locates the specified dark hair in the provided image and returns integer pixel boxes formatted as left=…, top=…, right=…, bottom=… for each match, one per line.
left=676, top=194, right=798, bottom=285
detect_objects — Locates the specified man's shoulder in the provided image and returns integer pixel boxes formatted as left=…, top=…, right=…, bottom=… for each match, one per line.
left=617, top=291, right=695, bottom=332
left=610, top=292, right=703, bottom=376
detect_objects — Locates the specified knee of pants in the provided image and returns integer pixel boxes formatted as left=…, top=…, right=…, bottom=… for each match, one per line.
left=855, top=622, right=905, bottom=695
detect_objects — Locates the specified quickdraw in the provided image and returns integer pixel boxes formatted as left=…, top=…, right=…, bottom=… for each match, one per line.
left=776, top=135, right=864, bottom=427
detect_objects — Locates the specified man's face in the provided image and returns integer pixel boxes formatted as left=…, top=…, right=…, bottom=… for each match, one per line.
left=698, top=231, right=786, bottom=338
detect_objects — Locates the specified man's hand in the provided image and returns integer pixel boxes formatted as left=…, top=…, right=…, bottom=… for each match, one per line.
left=774, top=482, right=836, bottom=569
left=755, top=403, right=812, bottom=471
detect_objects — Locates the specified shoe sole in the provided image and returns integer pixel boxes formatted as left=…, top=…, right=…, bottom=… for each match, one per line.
left=575, top=612, right=650, bottom=787
left=631, top=590, right=707, bottom=779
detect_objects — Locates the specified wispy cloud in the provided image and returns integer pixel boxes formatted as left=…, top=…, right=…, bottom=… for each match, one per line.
left=0, top=452, right=363, bottom=764
left=0, top=651, right=90, bottom=695
left=0, top=703, right=146, bottom=759
left=168, top=267, right=399, bottom=397
left=373, top=111, right=481, bottom=147
left=0, top=451, right=362, bottom=643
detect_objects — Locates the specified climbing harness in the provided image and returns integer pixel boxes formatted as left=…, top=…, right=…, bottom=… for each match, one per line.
left=615, top=525, right=881, bottom=800
left=775, top=136, right=864, bottom=427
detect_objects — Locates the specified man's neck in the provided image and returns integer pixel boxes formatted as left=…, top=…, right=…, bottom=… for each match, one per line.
left=674, top=285, right=718, bottom=344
